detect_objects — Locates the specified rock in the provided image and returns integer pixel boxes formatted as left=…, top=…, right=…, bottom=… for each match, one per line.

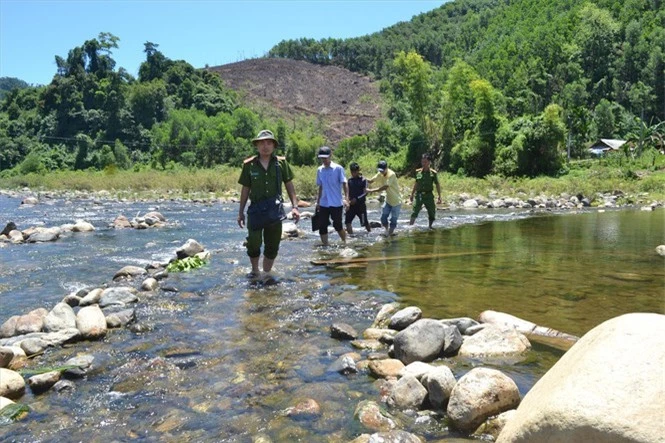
left=656, top=245, right=665, bottom=257
left=284, top=398, right=321, bottom=419
left=367, top=431, right=424, bottom=443
left=478, top=310, right=579, bottom=349
left=389, top=375, right=428, bottom=410
left=398, top=362, right=435, bottom=381
left=441, top=317, right=479, bottom=334
left=21, top=196, right=38, bottom=205
left=15, top=308, right=49, bottom=335
left=144, top=211, right=166, bottom=222
left=43, top=303, right=77, bottom=332
left=447, top=367, right=521, bottom=432
left=175, top=239, right=204, bottom=259
left=327, top=353, right=358, bottom=375
left=26, top=228, right=60, bottom=242
left=474, top=409, right=515, bottom=440
left=0, top=396, right=15, bottom=409
left=354, top=400, right=397, bottom=432
left=20, top=337, right=50, bottom=355
left=113, top=265, right=147, bottom=280
left=440, top=323, right=463, bottom=356
left=368, top=359, right=404, bottom=379
left=393, top=319, right=447, bottom=364
left=76, top=305, right=107, bottom=339
left=0, top=222, right=17, bottom=236
left=497, top=313, right=665, bottom=443
left=71, top=220, right=95, bottom=232
left=0, top=316, right=19, bottom=338
left=8, top=230, right=24, bottom=243
left=98, top=286, right=138, bottom=308
left=141, top=277, right=159, bottom=292
left=27, top=370, right=61, bottom=393
left=63, top=354, right=95, bottom=378
left=78, top=288, right=103, bottom=306
left=457, top=324, right=531, bottom=358
left=350, top=339, right=384, bottom=352
left=422, top=365, right=456, bottom=410
left=105, top=308, right=135, bottom=328
left=113, top=215, right=132, bottom=229
left=62, top=294, right=82, bottom=307
left=389, top=306, right=422, bottom=331
left=0, top=368, right=25, bottom=399
left=463, top=199, right=479, bottom=208
left=52, top=379, right=76, bottom=393
left=330, top=322, right=358, bottom=340
left=371, top=303, right=401, bottom=328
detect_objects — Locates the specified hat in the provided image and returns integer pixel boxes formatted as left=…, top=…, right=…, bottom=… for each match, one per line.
left=252, top=130, right=278, bottom=146
left=377, top=160, right=388, bottom=172
left=349, top=162, right=360, bottom=171
left=317, top=146, right=332, bottom=158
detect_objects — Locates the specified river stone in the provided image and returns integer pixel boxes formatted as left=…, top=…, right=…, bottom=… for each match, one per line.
left=113, top=265, right=147, bottom=280
left=463, top=199, right=479, bottom=208
left=440, top=323, right=463, bottom=356
left=113, top=215, right=132, bottom=229
left=327, top=354, right=358, bottom=375
left=354, top=400, right=397, bottom=432
left=389, top=375, right=427, bottom=410
left=363, top=328, right=388, bottom=340
left=475, top=409, right=515, bottom=440
left=0, top=396, right=15, bottom=410
left=367, top=430, right=424, bottom=443
left=447, top=367, right=521, bottom=432
left=457, top=324, right=531, bottom=358
left=330, top=322, right=358, bottom=340
left=368, top=359, right=404, bottom=379
left=144, top=211, right=165, bottom=222
left=351, top=339, right=384, bottom=352
left=52, top=379, right=76, bottom=393
left=76, top=305, right=107, bottom=339
left=78, top=288, right=103, bottom=306
left=422, top=365, right=457, bottom=410
left=26, top=227, right=61, bottom=243
left=8, top=230, right=24, bottom=243
left=399, top=361, right=435, bottom=381
left=284, top=398, right=321, bottom=419
left=21, top=196, right=38, bottom=205
left=105, top=308, right=136, bottom=328
left=175, top=238, right=204, bottom=259
left=99, top=287, right=138, bottom=307
left=656, top=245, right=665, bottom=257
left=141, top=277, right=158, bottom=292
left=15, top=308, right=48, bottom=335
left=441, top=317, right=479, bottom=335
left=393, top=319, right=447, bottom=364
left=497, top=313, right=665, bottom=443
left=0, top=368, right=25, bottom=399
left=62, top=294, right=82, bottom=307
left=0, top=316, right=19, bottom=338
left=0, top=222, right=17, bottom=236
left=63, top=354, right=95, bottom=378
left=371, top=303, right=401, bottom=328
left=72, top=220, right=95, bottom=232
left=389, top=306, right=422, bottom=331
left=28, top=370, right=61, bottom=393
left=43, top=302, right=77, bottom=332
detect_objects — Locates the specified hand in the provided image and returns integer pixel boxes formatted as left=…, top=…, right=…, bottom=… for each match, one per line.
left=437, top=196, right=442, bottom=204
left=409, top=195, right=414, bottom=203
left=291, top=207, right=300, bottom=223
left=350, top=198, right=357, bottom=206
left=343, top=198, right=349, bottom=210
left=237, top=213, right=245, bottom=228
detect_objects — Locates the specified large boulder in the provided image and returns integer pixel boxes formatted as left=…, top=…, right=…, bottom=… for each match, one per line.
left=457, top=324, right=531, bottom=358
left=392, top=319, right=447, bottom=364
left=0, top=368, right=25, bottom=399
left=43, top=302, right=77, bottom=332
left=497, top=313, right=665, bottom=443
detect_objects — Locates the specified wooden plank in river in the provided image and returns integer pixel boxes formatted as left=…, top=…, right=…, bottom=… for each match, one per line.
left=311, top=250, right=497, bottom=266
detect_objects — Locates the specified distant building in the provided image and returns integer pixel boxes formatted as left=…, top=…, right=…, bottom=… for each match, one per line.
left=589, top=138, right=628, bottom=155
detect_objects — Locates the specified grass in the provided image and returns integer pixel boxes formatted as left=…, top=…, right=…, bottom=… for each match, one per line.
left=1, top=160, right=663, bottom=204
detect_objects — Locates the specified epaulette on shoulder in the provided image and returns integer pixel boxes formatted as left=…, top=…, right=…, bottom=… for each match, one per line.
left=276, top=155, right=286, bottom=161
left=416, top=168, right=423, bottom=172
left=243, top=155, right=257, bottom=164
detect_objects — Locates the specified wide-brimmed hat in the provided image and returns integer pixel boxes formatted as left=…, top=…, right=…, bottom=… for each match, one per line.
left=252, top=130, right=278, bottom=146
left=317, top=146, right=332, bottom=158
left=377, top=160, right=388, bottom=172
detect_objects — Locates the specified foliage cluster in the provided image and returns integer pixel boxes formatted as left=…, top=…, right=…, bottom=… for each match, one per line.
left=166, top=255, right=208, bottom=272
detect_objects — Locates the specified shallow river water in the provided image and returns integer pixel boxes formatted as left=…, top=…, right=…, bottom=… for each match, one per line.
left=0, top=193, right=663, bottom=442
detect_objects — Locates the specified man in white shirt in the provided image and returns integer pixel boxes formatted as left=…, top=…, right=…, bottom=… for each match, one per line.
left=316, top=146, right=349, bottom=246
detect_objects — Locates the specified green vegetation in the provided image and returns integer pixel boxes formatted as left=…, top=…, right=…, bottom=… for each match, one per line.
left=0, top=0, right=663, bottom=190
left=0, top=403, right=30, bottom=424
left=166, top=255, right=208, bottom=272
left=18, top=365, right=79, bottom=377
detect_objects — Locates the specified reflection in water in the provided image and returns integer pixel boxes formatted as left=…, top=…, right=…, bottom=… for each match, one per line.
left=1, top=193, right=663, bottom=441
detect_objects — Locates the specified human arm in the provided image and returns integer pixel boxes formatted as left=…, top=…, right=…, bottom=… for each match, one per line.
left=343, top=181, right=349, bottom=209
left=316, top=185, right=322, bottom=211
left=237, top=185, right=250, bottom=228
left=410, top=181, right=418, bottom=203
left=436, top=181, right=442, bottom=204
left=285, top=180, right=300, bottom=223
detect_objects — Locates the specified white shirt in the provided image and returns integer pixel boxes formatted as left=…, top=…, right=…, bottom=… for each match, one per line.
left=316, top=161, right=347, bottom=207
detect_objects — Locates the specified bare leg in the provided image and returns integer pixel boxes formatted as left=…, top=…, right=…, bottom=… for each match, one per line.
left=338, top=229, right=346, bottom=243
left=262, top=257, right=275, bottom=273
left=249, top=256, right=260, bottom=277
left=346, top=223, right=353, bottom=235
left=409, top=217, right=416, bottom=225
left=320, top=233, right=329, bottom=246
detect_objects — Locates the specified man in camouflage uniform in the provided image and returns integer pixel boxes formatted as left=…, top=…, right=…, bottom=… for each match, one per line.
left=237, top=130, right=300, bottom=279
left=409, top=153, right=442, bottom=229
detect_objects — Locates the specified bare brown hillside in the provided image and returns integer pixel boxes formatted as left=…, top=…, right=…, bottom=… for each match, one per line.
left=208, top=58, right=383, bottom=146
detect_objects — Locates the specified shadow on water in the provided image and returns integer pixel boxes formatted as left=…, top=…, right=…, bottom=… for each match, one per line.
left=1, top=194, right=663, bottom=441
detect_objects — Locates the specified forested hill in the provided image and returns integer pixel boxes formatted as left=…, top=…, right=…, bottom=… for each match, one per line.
left=269, top=0, right=665, bottom=123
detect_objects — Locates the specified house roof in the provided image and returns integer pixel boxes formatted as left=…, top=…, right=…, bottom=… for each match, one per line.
left=590, top=139, right=627, bottom=150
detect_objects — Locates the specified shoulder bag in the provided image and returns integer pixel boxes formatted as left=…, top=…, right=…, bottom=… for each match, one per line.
left=247, top=160, right=287, bottom=231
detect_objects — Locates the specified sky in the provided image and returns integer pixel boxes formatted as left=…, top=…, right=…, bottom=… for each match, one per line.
left=1, top=0, right=446, bottom=86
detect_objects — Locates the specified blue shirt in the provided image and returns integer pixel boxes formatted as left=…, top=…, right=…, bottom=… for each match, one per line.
left=316, top=161, right=347, bottom=208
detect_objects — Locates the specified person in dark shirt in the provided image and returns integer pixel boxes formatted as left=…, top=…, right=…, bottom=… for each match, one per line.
left=345, top=162, right=371, bottom=234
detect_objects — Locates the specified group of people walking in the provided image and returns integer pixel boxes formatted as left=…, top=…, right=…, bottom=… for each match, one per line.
left=237, top=129, right=442, bottom=280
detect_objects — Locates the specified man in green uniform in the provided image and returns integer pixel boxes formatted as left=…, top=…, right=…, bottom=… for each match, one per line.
left=238, top=130, right=300, bottom=280
left=409, top=153, right=442, bottom=229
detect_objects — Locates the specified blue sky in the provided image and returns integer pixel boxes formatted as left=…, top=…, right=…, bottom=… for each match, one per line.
left=1, top=0, right=445, bottom=86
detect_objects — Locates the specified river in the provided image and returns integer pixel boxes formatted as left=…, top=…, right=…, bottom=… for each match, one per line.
left=1, top=193, right=663, bottom=441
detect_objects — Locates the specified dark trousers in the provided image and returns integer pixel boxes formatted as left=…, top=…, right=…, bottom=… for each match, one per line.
left=318, top=206, right=343, bottom=235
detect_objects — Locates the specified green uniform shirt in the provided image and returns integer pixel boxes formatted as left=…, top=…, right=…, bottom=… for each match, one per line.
left=238, top=155, right=294, bottom=202
left=415, top=168, right=438, bottom=193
